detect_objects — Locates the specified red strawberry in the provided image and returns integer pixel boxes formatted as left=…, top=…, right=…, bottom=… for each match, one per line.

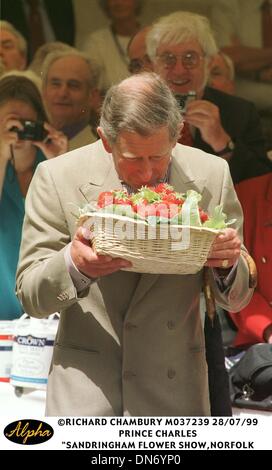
left=156, top=202, right=170, bottom=218
left=97, top=191, right=115, bottom=208
left=161, top=193, right=184, bottom=205
left=134, top=202, right=157, bottom=218
left=154, top=183, right=174, bottom=195
left=199, top=209, right=209, bottom=222
left=114, top=197, right=131, bottom=205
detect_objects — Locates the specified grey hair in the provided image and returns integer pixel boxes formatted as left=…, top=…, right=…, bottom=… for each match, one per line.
left=146, top=11, right=218, bottom=60
left=29, top=41, right=74, bottom=77
left=0, top=20, right=27, bottom=56
left=99, top=72, right=182, bottom=144
left=41, top=49, right=100, bottom=90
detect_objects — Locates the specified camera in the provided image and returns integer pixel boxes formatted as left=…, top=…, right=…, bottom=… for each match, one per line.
left=175, top=91, right=196, bottom=114
left=11, top=120, right=47, bottom=141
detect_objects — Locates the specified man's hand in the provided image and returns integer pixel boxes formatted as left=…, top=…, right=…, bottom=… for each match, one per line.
left=70, top=226, right=132, bottom=279
left=206, top=228, right=241, bottom=269
left=185, top=99, right=231, bottom=152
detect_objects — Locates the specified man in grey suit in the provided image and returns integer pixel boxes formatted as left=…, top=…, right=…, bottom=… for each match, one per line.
left=16, top=72, right=253, bottom=416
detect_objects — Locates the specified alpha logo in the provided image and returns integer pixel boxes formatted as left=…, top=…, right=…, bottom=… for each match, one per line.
left=4, top=419, right=54, bottom=445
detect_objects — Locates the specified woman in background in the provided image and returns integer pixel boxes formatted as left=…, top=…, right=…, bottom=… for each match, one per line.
left=83, top=0, right=142, bottom=91
left=0, top=74, right=67, bottom=319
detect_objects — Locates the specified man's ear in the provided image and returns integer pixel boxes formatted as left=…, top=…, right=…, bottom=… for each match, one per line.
left=177, top=121, right=184, bottom=142
left=97, top=127, right=112, bottom=153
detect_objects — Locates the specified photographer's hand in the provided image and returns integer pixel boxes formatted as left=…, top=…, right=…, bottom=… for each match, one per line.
left=0, top=115, right=23, bottom=156
left=0, top=115, right=23, bottom=197
left=33, top=122, right=68, bottom=159
left=185, top=100, right=231, bottom=154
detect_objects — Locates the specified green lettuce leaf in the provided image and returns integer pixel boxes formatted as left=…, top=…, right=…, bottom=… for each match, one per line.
left=203, top=205, right=236, bottom=229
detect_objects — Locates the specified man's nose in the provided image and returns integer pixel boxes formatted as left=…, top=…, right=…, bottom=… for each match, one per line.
left=140, top=161, right=153, bottom=181
left=57, top=83, right=69, bottom=95
left=172, top=58, right=186, bottom=73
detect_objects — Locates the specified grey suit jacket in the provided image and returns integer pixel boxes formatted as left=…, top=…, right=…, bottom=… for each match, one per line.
left=16, top=140, right=253, bottom=416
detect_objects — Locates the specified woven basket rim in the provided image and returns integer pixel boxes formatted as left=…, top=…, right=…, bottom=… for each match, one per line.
left=79, top=212, right=221, bottom=234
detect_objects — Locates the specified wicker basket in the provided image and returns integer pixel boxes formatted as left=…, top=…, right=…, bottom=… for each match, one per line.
left=80, top=212, right=219, bottom=275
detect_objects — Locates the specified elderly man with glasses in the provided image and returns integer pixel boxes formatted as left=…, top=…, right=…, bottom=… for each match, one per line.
left=146, top=11, right=271, bottom=184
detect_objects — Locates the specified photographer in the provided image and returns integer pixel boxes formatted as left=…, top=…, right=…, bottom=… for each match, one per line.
left=146, top=11, right=271, bottom=184
left=0, top=74, right=67, bottom=320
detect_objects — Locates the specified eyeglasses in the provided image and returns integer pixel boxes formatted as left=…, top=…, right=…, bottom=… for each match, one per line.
left=156, top=51, right=205, bottom=69
left=128, top=55, right=152, bottom=74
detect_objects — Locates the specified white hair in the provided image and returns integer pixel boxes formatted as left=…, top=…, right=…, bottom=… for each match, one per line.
left=146, top=11, right=218, bottom=60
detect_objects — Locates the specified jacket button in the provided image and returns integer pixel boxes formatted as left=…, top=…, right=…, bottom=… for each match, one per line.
left=167, top=369, right=176, bottom=379
left=261, top=256, right=267, bottom=263
left=167, top=321, right=175, bottom=330
left=269, top=301, right=272, bottom=307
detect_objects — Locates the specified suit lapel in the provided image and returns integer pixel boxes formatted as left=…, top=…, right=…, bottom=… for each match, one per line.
left=170, top=149, right=211, bottom=206
left=127, top=273, right=160, bottom=311
left=78, top=148, right=122, bottom=204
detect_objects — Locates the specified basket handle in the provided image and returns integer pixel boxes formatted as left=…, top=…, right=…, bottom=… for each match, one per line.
left=203, top=251, right=258, bottom=323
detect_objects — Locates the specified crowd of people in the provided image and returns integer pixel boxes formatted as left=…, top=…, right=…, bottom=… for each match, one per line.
left=0, top=0, right=271, bottom=416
